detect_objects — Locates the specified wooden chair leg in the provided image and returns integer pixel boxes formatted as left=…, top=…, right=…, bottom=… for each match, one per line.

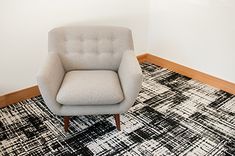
left=114, top=114, right=121, bottom=131
left=64, top=116, right=70, bottom=132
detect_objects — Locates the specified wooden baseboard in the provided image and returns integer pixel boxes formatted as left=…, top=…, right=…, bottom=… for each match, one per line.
left=145, top=53, right=235, bottom=95
left=0, top=86, right=40, bottom=108
left=1, top=53, right=234, bottom=108
left=137, top=53, right=148, bottom=63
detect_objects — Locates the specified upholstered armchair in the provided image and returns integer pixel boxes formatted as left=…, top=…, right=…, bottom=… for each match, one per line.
left=37, top=26, right=142, bottom=132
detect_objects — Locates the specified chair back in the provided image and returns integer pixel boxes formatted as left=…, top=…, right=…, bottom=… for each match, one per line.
left=48, top=26, right=134, bottom=71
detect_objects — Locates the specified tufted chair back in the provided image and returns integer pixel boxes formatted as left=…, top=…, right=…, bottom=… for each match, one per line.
left=48, top=26, right=134, bottom=71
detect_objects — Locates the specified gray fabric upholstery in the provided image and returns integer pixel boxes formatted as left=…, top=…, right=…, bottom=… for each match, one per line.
left=56, top=70, right=124, bottom=105
left=37, top=26, right=142, bottom=116
left=118, top=50, right=143, bottom=112
left=37, top=53, right=65, bottom=115
left=49, top=26, right=134, bottom=71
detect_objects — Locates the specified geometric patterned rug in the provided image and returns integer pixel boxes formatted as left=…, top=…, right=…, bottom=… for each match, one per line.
left=0, top=62, right=235, bottom=156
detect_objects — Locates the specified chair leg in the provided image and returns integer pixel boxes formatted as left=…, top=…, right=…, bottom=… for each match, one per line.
left=64, top=116, right=70, bottom=132
left=114, top=114, right=121, bottom=131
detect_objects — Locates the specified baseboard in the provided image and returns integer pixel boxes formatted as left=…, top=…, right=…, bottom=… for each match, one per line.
left=145, top=53, right=235, bottom=95
left=1, top=53, right=234, bottom=108
left=137, top=53, right=148, bottom=63
left=0, top=86, right=40, bottom=108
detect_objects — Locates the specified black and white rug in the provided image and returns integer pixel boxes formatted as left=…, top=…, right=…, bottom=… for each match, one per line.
left=0, top=62, right=235, bottom=156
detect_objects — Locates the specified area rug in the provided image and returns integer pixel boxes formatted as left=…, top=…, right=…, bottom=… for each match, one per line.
left=0, top=62, right=235, bottom=156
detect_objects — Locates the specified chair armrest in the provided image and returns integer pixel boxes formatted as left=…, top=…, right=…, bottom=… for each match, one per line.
left=118, top=50, right=143, bottom=112
left=37, top=53, right=65, bottom=114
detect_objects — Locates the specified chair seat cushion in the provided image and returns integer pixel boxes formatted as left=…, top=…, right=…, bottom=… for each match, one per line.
left=56, top=70, right=124, bottom=105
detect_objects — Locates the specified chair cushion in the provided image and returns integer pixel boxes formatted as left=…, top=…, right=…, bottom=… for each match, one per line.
left=56, top=70, right=124, bottom=105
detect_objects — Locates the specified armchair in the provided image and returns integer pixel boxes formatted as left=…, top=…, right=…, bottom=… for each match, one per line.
left=37, top=26, right=142, bottom=132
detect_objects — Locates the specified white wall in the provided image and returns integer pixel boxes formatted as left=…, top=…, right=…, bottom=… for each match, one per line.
left=148, top=0, right=235, bottom=83
left=2, top=0, right=235, bottom=95
left=0, top=0, right=150, bottom=95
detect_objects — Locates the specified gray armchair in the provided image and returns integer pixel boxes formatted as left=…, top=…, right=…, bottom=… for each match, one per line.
left=37, top=26, right=142, bottom=132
